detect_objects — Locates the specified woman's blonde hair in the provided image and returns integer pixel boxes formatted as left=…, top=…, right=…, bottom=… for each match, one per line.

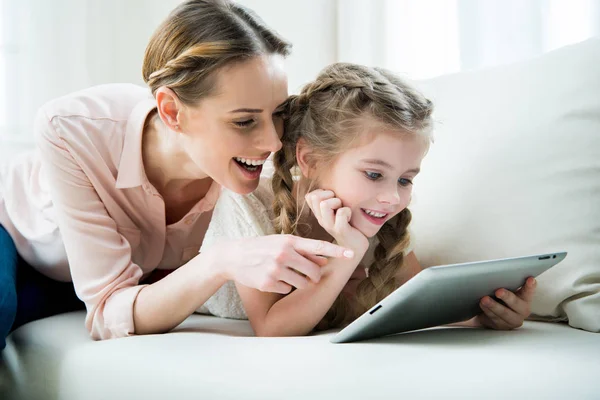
left=142, top=0, right=291, bottom=105
left=271, top=62, right=434, bottom=329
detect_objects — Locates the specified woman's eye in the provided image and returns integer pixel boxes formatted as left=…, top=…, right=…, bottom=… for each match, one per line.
left=234, top=119, right=255, bottom=128
left=398, top=178, right=413, bottom=187
left=365, top=171, right=382, bottom=180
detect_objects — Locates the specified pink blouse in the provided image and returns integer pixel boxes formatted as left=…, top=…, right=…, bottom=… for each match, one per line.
left=0, top=84, right=221, bottom=339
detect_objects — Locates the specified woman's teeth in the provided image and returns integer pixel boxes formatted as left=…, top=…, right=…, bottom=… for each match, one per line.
left=234, top=157, right=266, bottom=166
left=364, top=209, right=387, bottom=218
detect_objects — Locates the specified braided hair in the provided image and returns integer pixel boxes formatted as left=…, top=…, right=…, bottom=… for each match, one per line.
left=271, top=63, right=433, bottom=329
left=142, top=0, right=291, bottom=105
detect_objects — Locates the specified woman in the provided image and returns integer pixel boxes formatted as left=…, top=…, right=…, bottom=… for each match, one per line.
left=0, top=0, right=352, bottom=347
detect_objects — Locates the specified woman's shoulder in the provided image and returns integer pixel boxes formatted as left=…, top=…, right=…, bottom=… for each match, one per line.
left=38, top=84, right=152, bottom=124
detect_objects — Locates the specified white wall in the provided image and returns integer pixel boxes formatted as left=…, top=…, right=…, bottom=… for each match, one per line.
left=2, top=0, right=182, bottom=145
left=0, top=0, right=336, bottom=162
left=236, top=0, right=337, bottom=93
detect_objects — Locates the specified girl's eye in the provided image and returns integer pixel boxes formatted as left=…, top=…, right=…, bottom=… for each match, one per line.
left=365, top=171, right=382, bottom=180
left=234, top=119, right=255, bottom=128
left=398, top=178, right=413, bottom=187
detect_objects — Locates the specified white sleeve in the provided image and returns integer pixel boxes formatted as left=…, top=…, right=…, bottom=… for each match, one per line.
left=197, top=189, right=274, bottom=320
left=200, top=189, right=275, bottom=253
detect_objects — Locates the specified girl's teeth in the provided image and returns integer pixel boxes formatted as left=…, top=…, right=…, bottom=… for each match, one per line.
left=365, top=209, right=386, bottom=218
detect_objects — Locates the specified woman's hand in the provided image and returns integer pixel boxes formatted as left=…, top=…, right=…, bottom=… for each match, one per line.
left=467, top=277, right=537, bottom=330
left=305, top=189, right=369, bottom=255
left=210, top=234, right=354, bottom=295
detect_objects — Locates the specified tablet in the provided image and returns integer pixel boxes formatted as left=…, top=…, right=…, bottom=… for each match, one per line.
left=330, top=251, right=567, bottom=343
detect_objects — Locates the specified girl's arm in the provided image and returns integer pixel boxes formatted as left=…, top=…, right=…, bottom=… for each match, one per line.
left=236, top=254, right=361, bottom=337
left=237, top=189, right=370, bottom=336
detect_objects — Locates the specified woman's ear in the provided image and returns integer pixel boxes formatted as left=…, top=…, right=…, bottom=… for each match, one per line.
left=155, top=87, right=183, bottom=131
left=296, top=137, right=316, bottom=179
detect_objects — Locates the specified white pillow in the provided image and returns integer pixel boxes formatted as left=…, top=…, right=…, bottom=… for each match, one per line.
left=410, top=38, right=600, bottom=332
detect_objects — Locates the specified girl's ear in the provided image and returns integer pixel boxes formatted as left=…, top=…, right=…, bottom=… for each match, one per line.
left=296, top=137, right=316, bottom=179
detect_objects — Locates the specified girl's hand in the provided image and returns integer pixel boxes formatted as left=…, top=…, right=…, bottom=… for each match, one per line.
left=471, top=277, right=537, bottom=330
left=211, top=234, right=354, bottom=295
left=305, top=189, right=369, bottom=255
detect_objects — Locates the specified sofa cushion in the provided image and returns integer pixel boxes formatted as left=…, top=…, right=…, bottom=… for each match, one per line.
left=2, top=311, right=600, bottom=400
left=411, top=38, right=600, bottom=331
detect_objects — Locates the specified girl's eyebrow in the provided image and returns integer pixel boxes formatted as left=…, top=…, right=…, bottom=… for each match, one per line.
left=361, top=158, right=420, bottom=174
left=361, top=158, right=393, bottom=169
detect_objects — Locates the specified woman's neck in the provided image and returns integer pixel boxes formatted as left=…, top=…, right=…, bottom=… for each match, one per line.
left=142, top=111, right=211, bottom=200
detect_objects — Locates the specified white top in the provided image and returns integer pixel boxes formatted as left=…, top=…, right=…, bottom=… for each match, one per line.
left=197, top=181, right=384, bottom=320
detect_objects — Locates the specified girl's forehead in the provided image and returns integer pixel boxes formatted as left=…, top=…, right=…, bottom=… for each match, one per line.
left=339, top=129, right=429, bottom=168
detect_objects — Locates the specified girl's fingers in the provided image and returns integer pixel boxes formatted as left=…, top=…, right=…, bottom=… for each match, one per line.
left=319, top=197, right=342, bottom=229
left=334, top=207, right=352, bottom=234
left=480, top=296, right=523, bottom=329
left=305, top=190, right=335, bottom=224
left=515, top=277, right=537, bottom=304
left=495, top=288, right=531, bottom=317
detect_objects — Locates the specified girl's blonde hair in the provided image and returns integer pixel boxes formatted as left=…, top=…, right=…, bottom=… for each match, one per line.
left=271, top=62, right=434, bottom=329
left=142, top=0, right=291, bottom=105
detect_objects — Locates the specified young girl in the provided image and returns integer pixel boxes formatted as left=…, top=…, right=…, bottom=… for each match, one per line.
left=198, top=62, right=537, bottom=335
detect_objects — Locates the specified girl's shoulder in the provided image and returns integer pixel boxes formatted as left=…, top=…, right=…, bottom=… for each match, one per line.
left=211, top=180, right=276, bottom=237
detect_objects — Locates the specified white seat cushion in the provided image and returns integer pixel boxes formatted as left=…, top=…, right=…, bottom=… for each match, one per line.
left=2, top=311, right=600, bottom=400
left=411, top=38, right=600, bottom=331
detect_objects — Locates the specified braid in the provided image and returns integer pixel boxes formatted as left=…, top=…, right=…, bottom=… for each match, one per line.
left=146, top=42, right=233, bottom=89
left=271, top=144, right=297, bottom=235
left=354, top=208, right=412, bottom=316
left=302, top=77, right=367, bottom=98
left=315, top=209, right=412, bottom=331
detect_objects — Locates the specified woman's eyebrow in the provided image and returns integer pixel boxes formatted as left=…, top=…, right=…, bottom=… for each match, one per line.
left=229, top=108, right=263, bottom=113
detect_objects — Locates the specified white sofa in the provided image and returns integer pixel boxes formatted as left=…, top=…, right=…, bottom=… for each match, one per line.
left=2, top=39, right=600, bottom=400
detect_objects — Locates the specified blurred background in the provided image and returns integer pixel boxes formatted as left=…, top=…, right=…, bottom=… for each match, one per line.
left=1, top=0, right=599, bottom=158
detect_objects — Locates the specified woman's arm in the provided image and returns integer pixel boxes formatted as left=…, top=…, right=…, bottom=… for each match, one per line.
left=133, top=253, right=228, bottom=335
left=36, top=111, right=230, bottom=339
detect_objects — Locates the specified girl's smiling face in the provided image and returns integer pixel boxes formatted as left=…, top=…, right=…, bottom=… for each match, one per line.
left=312, top=125, right=429, bottom=238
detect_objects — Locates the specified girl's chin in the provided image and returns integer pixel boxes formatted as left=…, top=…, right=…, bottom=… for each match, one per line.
left=350, top=221, right=377, bottom=239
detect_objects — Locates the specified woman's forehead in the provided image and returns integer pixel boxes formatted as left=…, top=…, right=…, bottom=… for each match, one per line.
left=209, top=55, right=288, bottom=111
